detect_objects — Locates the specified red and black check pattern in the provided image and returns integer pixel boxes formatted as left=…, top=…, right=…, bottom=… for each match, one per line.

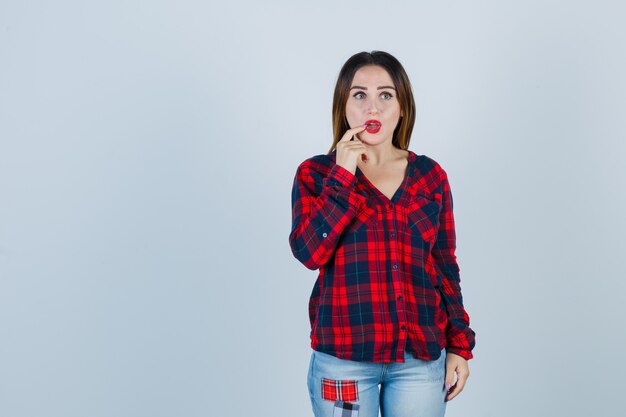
left=289, top=150, right=476, bottom=363
left=321, top=378, right=359, bottom=402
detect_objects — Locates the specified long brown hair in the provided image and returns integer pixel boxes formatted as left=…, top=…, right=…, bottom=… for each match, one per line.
left=327, top=51, right=416, bottom=154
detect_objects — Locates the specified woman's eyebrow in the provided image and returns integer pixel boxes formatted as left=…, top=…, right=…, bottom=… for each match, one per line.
left=350, top=85, right=397, bottom=90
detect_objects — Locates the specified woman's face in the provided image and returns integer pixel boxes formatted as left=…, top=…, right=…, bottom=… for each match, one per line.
left=346, top=65, right=402, bottom=145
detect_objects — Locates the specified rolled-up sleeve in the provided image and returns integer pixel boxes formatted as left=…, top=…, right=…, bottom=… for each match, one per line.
left=289, top=161, right=365, bottom=270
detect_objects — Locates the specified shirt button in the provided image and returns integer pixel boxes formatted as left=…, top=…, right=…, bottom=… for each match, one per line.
left=397, top=295, right=403, bottom=300
left=322, top=232, right=327, bottom=238
left=400, top=325, right=406, bottom=330
left=390, top=232, right=396, bottom=238
left=388, top=203, right=393, bottom=209
left=393, top=264, right=398, bottom=270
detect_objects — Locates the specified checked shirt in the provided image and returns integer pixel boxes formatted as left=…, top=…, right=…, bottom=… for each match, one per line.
left=289, top=149, right=476, bottom=363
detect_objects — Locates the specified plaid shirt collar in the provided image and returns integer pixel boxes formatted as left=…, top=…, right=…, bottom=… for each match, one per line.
left=329, top=149, right=423, bottom=206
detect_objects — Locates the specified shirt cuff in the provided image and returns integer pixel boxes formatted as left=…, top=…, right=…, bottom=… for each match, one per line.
left=445, top=346, right=474, bottom=360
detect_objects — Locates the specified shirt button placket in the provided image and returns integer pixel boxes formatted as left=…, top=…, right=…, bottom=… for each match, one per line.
left=388, top=201, right=407, bottom=360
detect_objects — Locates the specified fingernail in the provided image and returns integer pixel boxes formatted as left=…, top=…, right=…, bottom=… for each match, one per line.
left=445, top=382, right=452, bottom=391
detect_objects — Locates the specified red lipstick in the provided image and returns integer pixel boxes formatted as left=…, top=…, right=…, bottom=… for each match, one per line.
left=364, top=119, right=382, bottom=133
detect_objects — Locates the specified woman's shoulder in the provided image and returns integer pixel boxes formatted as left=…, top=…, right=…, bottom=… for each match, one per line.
left=408, top=151, right=452, bottom=190
left=296, top=152, right=335, bottom=180
left=295, top=151, right=336, bottom=175
left=410, top=151, right=444, bottom=173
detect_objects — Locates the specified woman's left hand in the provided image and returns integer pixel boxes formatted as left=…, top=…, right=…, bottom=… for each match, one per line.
left=444, top=352, right=470, bottom=401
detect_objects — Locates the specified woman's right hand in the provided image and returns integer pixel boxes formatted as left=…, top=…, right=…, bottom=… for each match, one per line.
left=335, top=124, right=369, bottom=175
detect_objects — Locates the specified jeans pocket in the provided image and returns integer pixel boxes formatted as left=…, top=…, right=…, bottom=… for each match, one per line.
left=430, top=348, right=446, bottom=382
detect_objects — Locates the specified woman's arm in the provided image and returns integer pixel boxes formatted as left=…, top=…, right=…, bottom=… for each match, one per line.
left=288, top=159, right=364, bottom=270
left=432, top=168, right=477, bottom=360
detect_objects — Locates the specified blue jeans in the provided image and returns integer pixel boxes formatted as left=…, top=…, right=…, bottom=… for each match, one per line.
left=307, top=348, right=447, bottom=417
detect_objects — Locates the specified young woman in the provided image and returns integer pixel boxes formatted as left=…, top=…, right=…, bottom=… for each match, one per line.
left=289, top=51, right=476, bottom=417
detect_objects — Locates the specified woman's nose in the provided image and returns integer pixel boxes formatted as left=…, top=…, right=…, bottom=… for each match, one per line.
left=366, top=99, right=380, bottom=114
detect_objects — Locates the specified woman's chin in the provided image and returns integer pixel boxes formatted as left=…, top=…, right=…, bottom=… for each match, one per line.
left=358, top=132, right=386, bottom=145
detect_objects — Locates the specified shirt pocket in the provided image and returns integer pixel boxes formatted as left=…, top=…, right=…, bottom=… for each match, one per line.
left=405, top=192, right=442, bottom=247
left=345, top=201, right=378, bottom=234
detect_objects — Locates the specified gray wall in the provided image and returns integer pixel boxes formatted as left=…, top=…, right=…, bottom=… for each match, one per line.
left=1, top=1, right=624, bottom=416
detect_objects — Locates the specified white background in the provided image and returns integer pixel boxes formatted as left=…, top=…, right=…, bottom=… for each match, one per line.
left=1, top=1, right=625, bottom=416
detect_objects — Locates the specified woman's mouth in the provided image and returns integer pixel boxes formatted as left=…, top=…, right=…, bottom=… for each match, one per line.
left=364, top=119, right=382, bottom=133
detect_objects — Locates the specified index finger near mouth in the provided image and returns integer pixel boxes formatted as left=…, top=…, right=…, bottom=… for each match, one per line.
left=339, top=125, right=367, bottom=142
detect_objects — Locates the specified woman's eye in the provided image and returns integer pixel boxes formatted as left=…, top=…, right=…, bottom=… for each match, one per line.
left=352, top=91, right=393, bottom=100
